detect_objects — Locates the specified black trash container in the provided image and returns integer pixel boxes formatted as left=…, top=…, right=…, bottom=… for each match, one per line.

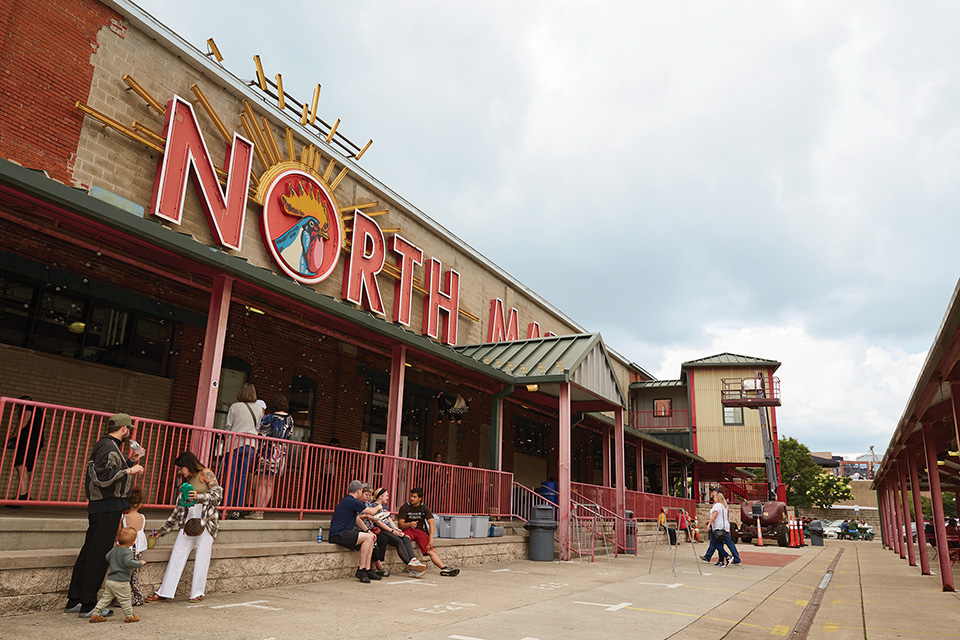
left=524, top=504, right=558, bottom=561
left=808, top=520, right=825, bottom=547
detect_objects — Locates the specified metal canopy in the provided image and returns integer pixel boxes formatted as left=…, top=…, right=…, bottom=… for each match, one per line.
left=453, top=333, right=626, bottom=409
left=681, top=352, right=781, bottom=371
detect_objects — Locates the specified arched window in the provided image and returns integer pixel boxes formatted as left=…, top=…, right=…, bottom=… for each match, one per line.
left=289, top=375, right=317, bottom=443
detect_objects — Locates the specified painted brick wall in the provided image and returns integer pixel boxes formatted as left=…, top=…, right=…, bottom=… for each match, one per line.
left=0, top=0, right=120, bottom=184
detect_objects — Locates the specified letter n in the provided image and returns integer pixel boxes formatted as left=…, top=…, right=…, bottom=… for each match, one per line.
left=150, top=96, right=253, bottom=251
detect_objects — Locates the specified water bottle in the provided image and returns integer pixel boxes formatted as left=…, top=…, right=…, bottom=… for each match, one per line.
left=317, top=525, right=323, bottom=543
left=130, top=439, right=145, bottom=457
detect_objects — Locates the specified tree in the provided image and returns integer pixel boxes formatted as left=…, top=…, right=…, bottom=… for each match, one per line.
left=779, top=437, right=822, bottom=508
left=807, top=473, right=854, bottom=509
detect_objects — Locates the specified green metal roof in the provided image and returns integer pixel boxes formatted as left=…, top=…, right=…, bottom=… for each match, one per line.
left=630, top=379, right=685, bottom=390
left=453, top=333, right=626, bottom=408
left=681, top=352, right=781, bottom=371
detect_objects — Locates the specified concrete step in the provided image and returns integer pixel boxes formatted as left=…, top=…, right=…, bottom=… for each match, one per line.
left=0, top=510, right=329, bottom=551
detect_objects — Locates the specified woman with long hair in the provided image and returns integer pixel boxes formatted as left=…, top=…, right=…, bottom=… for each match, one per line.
left=147, top=451, right=222, bottom=602
left=223, top=383, right=262, bottom=519
left=365, top=487, right=426, bottom=577
left=248, top=394, right=294, bottom=519
left=702, top=487, right=741, bottom=567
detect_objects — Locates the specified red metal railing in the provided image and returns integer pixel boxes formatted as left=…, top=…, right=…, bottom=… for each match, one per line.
left=571, top=482, right=695, bottom=522
left=510, top=481, right=559, bottom=522
left=716, top=481, right=769, bottom=503
left=0, top=397, right=512, bottom=517
left=624, top=489, right=696, bottom=521
left=629, top=409, right=690, bottom=430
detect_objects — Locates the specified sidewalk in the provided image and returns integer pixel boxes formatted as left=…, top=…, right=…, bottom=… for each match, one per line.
left=2, top=539, right=957, bottom=638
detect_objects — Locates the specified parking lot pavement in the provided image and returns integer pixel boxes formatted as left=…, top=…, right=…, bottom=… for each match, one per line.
left=6, top=540, right=954, bottom=639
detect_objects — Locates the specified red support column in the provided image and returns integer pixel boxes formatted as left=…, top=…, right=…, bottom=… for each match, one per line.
left=898, top=461, right=916, bottom=566
left=923, top=422, right=955, bottom=591
left=879, top=483, right=890, bottom=549
left=602, top=425, right=611, bottom=488
left=558, top=383, right=572, bottom=561
left=385, top=345, right=406, bottom=500
left=891, top=476, right=904, bottom=557
left=661, top=449, right=669, bottom=496
left=615, top=407, right=626, bottom=550
left=637, top=444, right=644, bottom=493
left=191, top=274, right=233, bottom=459
left=908, top=449, right=930, bottom=575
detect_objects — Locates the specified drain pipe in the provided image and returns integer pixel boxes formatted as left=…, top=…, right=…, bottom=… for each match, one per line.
left=489, top=384, right=515, bottom=471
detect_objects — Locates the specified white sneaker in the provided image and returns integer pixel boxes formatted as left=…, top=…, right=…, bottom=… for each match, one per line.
left=408, top=558, right=426, bottom=568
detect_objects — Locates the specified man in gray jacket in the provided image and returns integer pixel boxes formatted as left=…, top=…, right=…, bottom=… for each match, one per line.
left=65, top=413, right=145, bottom=617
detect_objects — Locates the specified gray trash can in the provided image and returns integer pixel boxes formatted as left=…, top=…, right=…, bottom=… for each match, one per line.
left=808, top=520, right=825, bottom=547
left=624, top=510, right=637, bottom=552
left=524, top=504, right=558, bottom=561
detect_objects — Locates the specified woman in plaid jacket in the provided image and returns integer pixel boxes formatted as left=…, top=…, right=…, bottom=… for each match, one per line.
left=147, top=451, right=222, bottom=603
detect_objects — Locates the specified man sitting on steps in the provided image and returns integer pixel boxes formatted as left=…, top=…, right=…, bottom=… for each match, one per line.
left=328, top=479, right=385, bottom=583
left=398, top=488, right=459, bottom=577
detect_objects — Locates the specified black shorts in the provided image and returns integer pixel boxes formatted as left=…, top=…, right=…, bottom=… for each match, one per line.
left=329, top=530, right=362, bottom=550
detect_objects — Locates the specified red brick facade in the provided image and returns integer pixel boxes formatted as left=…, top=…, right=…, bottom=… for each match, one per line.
left=0, top=0, right=120, bottom=184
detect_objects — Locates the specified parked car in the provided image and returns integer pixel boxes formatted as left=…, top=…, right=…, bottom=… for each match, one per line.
left=823, top=519, right=875, bottom=539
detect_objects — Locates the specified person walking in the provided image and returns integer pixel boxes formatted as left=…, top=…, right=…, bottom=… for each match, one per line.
left=223, top=383, right=262, bottom=519
left=702, top=487, right=741, bottom=566
left=248, top=394, right=294, bottom=519
left=147, top=451, right=222, bottom=602
left=65, top=413, right=145, bottom=617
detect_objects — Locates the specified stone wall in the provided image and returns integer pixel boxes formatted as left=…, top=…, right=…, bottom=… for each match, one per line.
left=0, top=536, right=527, bottom=616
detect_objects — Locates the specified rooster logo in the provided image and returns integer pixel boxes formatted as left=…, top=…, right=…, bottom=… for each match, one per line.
left=273, top=182, right=331, bottom=276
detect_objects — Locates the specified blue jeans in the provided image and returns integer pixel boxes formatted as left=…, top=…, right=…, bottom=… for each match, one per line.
left=225, top=445, right=254, bottom=509
left=704, top=530, right=741, bottom=562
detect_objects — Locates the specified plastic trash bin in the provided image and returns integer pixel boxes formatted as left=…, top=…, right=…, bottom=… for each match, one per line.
left=524, top=504, right=558, bottom=561
left=809, top=520, right=825, bottom=547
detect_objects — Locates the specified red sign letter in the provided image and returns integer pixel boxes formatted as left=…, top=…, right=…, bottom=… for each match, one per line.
left=150, top=96, right=253, bottom=251
left=422, top=258, right=460, bottom=345
left=341, top=210, right=385, bottom=315
left=389, top=235, right=422, bottom=327
left=487, top=298, right=519, bottom=342
left=526, top=322, right=541, bottom=339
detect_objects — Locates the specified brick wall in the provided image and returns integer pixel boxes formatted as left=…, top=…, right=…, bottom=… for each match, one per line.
left=0, top=0, right=120, bottom=184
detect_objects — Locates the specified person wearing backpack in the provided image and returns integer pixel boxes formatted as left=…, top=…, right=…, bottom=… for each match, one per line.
left=247, top=394, right=294, bottom=519
left=222, top=383, right=263, bottom=519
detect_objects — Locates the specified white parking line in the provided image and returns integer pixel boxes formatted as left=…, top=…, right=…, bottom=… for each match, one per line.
left=635, top=581, right=684, bottom=588
left=210, top=600, right=283, bottom=611
left=389, top=579, right=438, bottom=586
left=573, top=601, right=632, bottom=612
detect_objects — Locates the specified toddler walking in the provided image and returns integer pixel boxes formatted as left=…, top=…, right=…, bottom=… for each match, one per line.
left=88, top=527, right=145, bottom=623
left=122, top=487, right=147, bottom=605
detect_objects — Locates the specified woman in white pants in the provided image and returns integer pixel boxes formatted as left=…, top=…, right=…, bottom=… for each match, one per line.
left=147, top=451, right=222, bottom=602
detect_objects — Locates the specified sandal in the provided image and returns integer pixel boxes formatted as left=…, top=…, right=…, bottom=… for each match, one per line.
left=145, top=594, right=170, bottom=602
left=189, top=595, right=203, bottom=603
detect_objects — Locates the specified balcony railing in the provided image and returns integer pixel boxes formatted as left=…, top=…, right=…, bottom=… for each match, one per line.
left=720, top=375, right=781, bottom=407
left=629, top=409, right=690, bottom=430
left=0, top=397, right=512, bottom=517
left=698, top=481, right=770, bottom=503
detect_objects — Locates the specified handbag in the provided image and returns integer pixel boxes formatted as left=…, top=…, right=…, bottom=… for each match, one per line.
left=183, top=517, right=205, bottom=536
left=712, top=528, right=727, bottom=541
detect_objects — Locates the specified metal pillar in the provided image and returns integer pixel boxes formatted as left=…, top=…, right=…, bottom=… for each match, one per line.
left=602, top=425, right=611, bottom=488
left=898, top=462, right=916, bottom=566
left=877, top=484, right=889, bottom=549
left=489, top=385, right=513, bottom=471
left=385, top=345, right=406, bottom=500
left=907, top=449, right=930, bottom=574
left=615, top=407, right=626, bottom=550
left=661, top=448, right=669, bottom=496
left=892, top=473, right=905, bottom=558
left=637, top=444, right=644, bottom=492
left=191, top=274, right=233, bottom=460
left=558, top=383, right=572, bottom=561
left=923, top=422, right=955, bottom=591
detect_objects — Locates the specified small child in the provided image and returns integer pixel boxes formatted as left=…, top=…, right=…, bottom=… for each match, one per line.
left=88, top=527, right=145, bottom=623
left=123, top=487, right=148, bottom=605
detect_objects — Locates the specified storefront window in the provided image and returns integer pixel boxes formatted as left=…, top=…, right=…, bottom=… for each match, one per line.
left=0, top=273, right=175, bottom=376
left=514, top=418, right=547, bottom=458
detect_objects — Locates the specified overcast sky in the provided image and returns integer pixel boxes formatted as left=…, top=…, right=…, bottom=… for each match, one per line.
left=131, top=1, right=960, bottom=459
